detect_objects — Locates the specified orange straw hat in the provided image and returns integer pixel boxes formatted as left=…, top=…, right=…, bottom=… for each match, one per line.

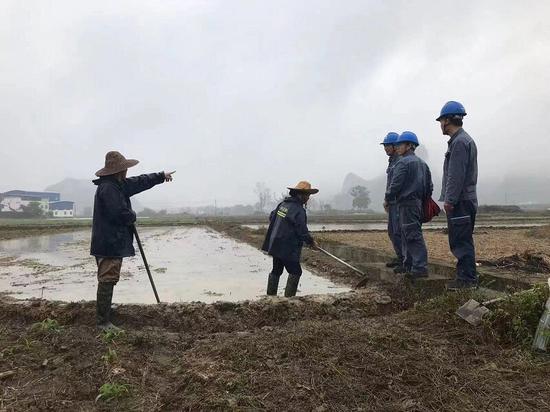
left=95, top=151, right=139, bottom=177
left=287, top=181, right=319, bottom=194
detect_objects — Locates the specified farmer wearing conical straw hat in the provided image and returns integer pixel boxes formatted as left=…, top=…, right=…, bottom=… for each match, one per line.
left=90, top=151, right=175, bottom=331
left=262, top=181, right=319, bottom=297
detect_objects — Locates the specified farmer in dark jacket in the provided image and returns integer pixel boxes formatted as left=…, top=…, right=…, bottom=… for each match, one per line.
left=385, top=132, right=433, bottom=279
left=262, top=181, right=319, bottom=297
left=436, top=101, right=478, bottom=290
left=91, top=151, right=174, bottom=330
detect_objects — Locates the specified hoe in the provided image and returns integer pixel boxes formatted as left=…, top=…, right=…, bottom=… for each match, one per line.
left=317, top=246, right=370, bottom=288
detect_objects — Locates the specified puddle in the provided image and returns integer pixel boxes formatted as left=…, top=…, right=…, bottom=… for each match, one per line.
left=0, top=227, right=348, bottom=304
left=243, top=222, right=548, bottom=232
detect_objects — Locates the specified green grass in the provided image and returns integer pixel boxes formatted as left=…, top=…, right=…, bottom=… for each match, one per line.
left=101, top=329, right=126, bottom=344
left=96, top=383, right=130, bottom=402
left=31, top=318, right=62, bottom=333
left=485, top=284, right=549, bottom=346
left=101, top=348, right=118, bottom=365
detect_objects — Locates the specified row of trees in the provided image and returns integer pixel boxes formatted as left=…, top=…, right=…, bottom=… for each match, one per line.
left=253, top=182, right=371, bottom=212
left=1, top=201, right=53, bottom=218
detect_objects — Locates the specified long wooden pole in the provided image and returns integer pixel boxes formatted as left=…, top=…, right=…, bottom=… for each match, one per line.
left=133, top=225, right=161, bottom=304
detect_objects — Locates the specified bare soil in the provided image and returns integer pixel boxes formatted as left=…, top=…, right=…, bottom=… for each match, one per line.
left=1, top=290, right=549, bottom=411
left=321, top=227, right=550, bottom=271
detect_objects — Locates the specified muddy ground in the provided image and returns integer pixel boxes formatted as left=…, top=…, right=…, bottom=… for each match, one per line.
left=319, top=226, right=550, bottom=265
left=1, top=224, right=550, bottom=411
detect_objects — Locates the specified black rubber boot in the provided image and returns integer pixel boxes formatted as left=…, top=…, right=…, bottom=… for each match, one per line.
left=393, top=265, right=410, bottom=274
left=266, top=273, right=280, bottom=296
left=284, top=274, right=301, bottom=297
left=385, top=257, right=402, bottom=268
left=96, top=282, right=120, bottom=331
left=446, top=279, right=478, bottom=291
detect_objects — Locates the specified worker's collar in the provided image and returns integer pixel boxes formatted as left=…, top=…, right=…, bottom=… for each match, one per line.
left=285, top=196, right=302, bottom=203
left=401, top=151, right=415, bottom=157
left=92, top=175, right=124, bottom=187
left=447, top=128, right=463, bottom=144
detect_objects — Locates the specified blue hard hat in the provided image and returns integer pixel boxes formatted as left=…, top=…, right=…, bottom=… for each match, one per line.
left=436, top=101, right=467, bottom=121
left=396, top=131, right=419, bottom=146
left=380, top=132, right=399, bottom=145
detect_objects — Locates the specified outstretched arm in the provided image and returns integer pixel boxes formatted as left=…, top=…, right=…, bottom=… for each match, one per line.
left=124, top=170, right=175, bottom=197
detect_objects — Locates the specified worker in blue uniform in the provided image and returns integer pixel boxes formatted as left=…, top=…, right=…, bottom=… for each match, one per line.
left=381, top=132, right=403, bottom=268
left=385, top=132, right=433, bottom=279
left=436, top=101, right=478, bottom=290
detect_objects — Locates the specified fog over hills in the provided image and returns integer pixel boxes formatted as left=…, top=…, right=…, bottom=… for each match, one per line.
left=1, top=1, right=549, bottom=209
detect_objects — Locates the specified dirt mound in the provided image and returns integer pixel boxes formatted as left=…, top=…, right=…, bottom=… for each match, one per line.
left=2, top=292, right=549, bottom=411
left=479, top=250, right=550, bottom=274
left=0, top=288, right=397, bottom=335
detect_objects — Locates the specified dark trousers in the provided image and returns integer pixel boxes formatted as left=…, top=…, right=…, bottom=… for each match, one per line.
left=387, top=204, right=403, bottom=260
left=398, top=200, right=428, bottom=274
left=447, top=200, right=477, bottom=282
left=271, top=257, right=303, bottom=277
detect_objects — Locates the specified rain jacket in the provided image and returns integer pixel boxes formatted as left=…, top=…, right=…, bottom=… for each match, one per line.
left=90, top=173, right=165, bottom=258
left=385, top=152, right=433, bottom=205
left=439, top=128, right=478, bottom=204
left=261, top=196, right=313, bottom=262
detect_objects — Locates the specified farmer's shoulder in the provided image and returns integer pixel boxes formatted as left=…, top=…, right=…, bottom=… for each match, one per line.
left=95, top=178, right=121, bottom=196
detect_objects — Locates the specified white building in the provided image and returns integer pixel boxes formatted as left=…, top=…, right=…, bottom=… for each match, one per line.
left=0, top=190, right=76, bottom=217
left=49, top=201, right=76, bottom=217
left=0, top=190, right=58, bottom=213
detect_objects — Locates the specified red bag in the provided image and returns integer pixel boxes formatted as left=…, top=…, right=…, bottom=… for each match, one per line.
left=422, top=197, right=441, bottom=223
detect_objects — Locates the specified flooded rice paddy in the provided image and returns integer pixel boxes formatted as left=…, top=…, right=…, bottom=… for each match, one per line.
left=0, top=227, right=348, bottom=304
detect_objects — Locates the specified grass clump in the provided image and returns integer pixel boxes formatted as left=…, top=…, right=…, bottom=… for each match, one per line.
left=484, top=283, right=549, bottom=346
left=96, top=383, right=130, bottom=402
left=31, top=318, right=61, bottom=333
left=101, top=348, right=118, bottom=365
left=101, top=329, right=125, bottom=344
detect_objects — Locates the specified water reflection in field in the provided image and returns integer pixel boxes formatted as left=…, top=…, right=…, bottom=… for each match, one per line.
left=0, top=227, right=348, bottom=304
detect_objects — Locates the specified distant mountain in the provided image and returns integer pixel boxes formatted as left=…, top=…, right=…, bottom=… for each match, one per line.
left=45, top=179, right=95, bottom=216
left=335, top=172, right=388, bottom=211
left=45, top=178, right=144, bottom=216
left=329, top=173, right=384, bottom=210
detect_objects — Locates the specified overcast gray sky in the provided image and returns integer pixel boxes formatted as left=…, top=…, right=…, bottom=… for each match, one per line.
left=1, top=0, right=549, bottom=207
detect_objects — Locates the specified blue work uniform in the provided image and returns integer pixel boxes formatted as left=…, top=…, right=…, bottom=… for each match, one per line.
left=386, top=154, right=403, bottom=261
left=385, top=152, right=433, bottom=275
left=440, top=128, right=478, bottom=283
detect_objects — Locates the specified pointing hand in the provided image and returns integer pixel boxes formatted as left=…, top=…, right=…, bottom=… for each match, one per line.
left=164, top=171, right=176, bottom=182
